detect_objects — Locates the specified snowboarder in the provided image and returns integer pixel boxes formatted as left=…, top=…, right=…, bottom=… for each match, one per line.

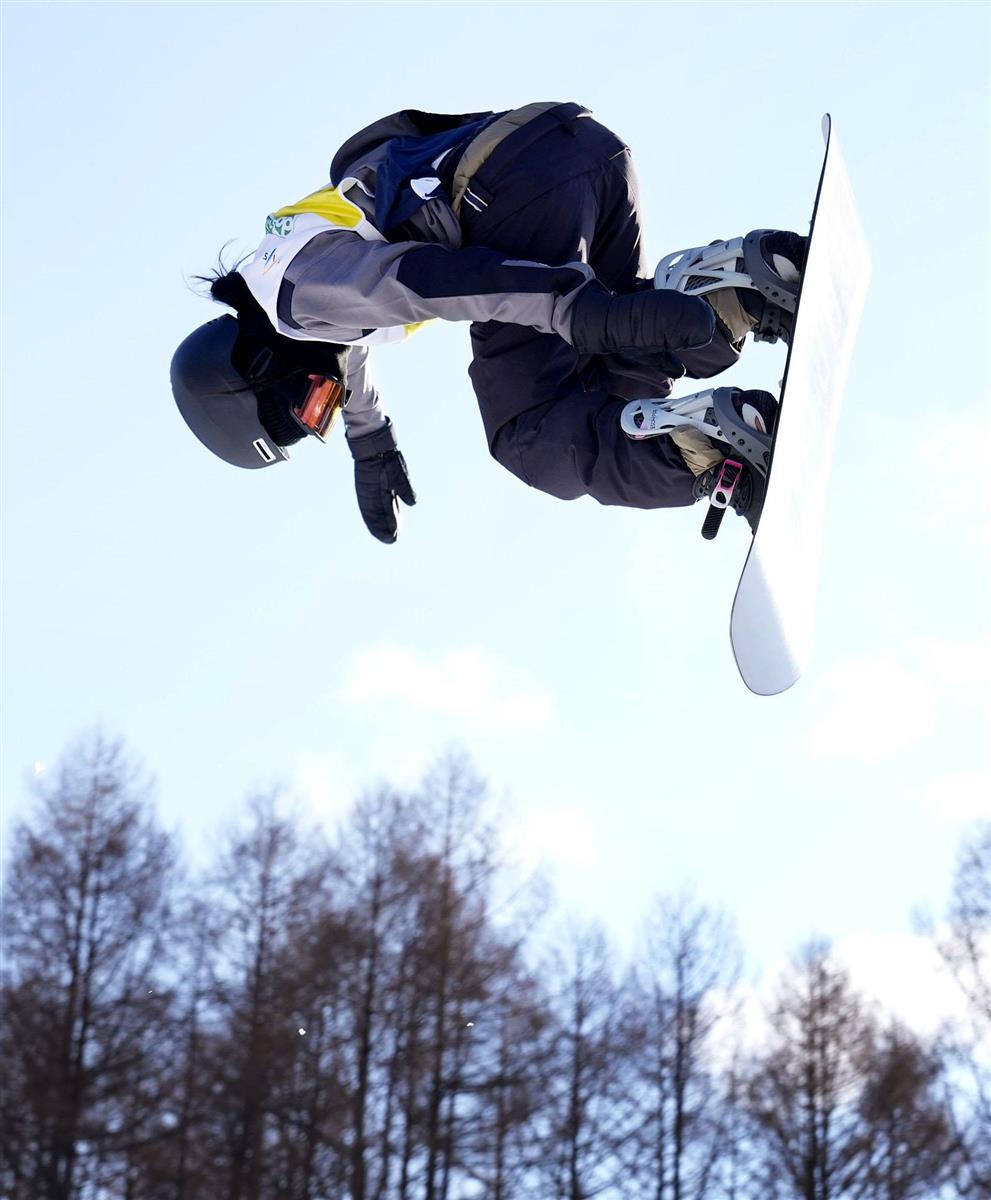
left=171, top=102, right=805, bottom=543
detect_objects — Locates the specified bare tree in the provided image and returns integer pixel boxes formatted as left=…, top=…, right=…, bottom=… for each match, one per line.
left=536, top=923, right=640, bottom=1200
left=329, top=784, right=431, bottom=1200
left=856, top=1020, right=956, bottom=1200
left=419, top=758, right=489, bottom=1200
left=743, top=941, right=874, bottom=1200
left=165, top=896, right=223, bottom=1200
left=0, top=734, right=177, bottom=1200
left=936, top=822, right=991, bottom=1197
left=200, top=792, right=337, bottom=1200
left=631, top=894, right=742, bottom=1200
left=336, top=753, right=554, bottom=1200
left=456, top=965, right=556, bottom=1200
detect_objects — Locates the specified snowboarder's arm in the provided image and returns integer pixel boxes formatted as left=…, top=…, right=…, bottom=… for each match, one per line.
left=282, top=229, right=597, bottom=343
left=339, top=344, right=388, bottom=439
left=279, top=228, right=714, bottom=357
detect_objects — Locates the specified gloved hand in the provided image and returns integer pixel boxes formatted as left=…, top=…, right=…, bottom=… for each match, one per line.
left=569, top=279, right=716, bottom=356
left=347, top=419, right=416, bottom=544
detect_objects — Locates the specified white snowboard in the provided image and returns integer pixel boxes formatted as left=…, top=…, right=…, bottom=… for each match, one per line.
left=731, top=115, right=870, bottom=695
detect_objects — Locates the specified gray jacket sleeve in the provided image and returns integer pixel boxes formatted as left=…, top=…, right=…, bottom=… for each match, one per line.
left=282, top=229, right=596, bottom=344
left=340, top=344, right=385, bottom=439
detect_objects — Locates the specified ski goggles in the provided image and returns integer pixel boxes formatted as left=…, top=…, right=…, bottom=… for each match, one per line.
left=291, top=374, right=346, bottom=442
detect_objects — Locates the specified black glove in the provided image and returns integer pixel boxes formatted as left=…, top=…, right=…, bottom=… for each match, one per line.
left=347, top=419, right=416, bottom=544
left=569, top=279, right=716, bottom=356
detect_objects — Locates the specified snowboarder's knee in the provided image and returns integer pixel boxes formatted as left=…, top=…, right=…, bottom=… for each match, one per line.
left=490, top=419, right=588, bottom=501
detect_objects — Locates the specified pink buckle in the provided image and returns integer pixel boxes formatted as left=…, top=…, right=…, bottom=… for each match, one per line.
left=710, top=459, right=743, bottom=509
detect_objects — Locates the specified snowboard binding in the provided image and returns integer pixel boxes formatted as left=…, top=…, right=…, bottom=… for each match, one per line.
left=621, top=387, right=776, bottom=539
left=698, top=458, right=746, bottom=540
left=655, top=230, right=804, bottom=344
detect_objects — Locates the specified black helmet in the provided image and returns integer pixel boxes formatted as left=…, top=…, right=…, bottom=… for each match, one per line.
left=171, top=315, right=291, bottom=469
left=170, top=273, right=350, bottom=469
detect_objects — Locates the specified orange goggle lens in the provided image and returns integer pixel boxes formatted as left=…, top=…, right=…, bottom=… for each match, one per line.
left=293, top=375, right=345, bottom=442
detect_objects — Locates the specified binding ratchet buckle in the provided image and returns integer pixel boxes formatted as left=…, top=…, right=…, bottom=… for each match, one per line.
left=701, top=458, right=743, bottom=541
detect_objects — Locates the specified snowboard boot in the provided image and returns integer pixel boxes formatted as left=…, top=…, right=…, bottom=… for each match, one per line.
left=691, top=389, right=778, bottom=533
left=734, top=231, right=806, bottom=344
left=723, top=386, right=779, bottom=441
left=693, top=457, right=765, bottom=534
left=655, top=230, right=807, bottom=346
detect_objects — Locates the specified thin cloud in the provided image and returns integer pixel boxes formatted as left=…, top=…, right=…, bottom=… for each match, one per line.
left=292, top=750, right=357, bottom=822
left=340, top=644, right=554, bottom=737
left=920, top=770, right=991, bottom=824
left=808, top=632, right=989, bottom=760
left=912, top=401, right=991, bottom=551
left=809, top=651, right=937, bottom=759
left=833, top=929, right=969, bottom=1036
left=728, top=929, right=968, bottom=1051
left=504, top=804, right=600, bottom=872
left=913, top=633, right=990, bottom=692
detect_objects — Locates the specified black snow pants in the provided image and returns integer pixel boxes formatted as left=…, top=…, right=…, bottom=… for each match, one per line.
left=461, top=103, right=739, bottom=509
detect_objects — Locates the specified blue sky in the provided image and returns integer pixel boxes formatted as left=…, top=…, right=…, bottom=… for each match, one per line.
left=2, top=1, right=988, bottom=1022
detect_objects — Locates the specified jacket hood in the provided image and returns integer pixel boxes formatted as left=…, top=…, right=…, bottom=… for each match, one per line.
left=330, top=109, right=495, bottom=185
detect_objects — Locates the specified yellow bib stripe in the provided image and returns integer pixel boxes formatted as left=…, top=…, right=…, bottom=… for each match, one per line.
left=274, top=186, right=363, bottom=230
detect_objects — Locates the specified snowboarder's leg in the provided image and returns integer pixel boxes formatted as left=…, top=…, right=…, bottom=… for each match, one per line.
left=461, top=109, right=697, bottom=507
left=674, top=325, right=743, bottom=380
left=490, top=378, right=697, bottom=508
left=460, top=108, right=648, bottom=291
left=622, top=387, right=777, bottom=529
left=469, top=317, right=696, bottom=508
